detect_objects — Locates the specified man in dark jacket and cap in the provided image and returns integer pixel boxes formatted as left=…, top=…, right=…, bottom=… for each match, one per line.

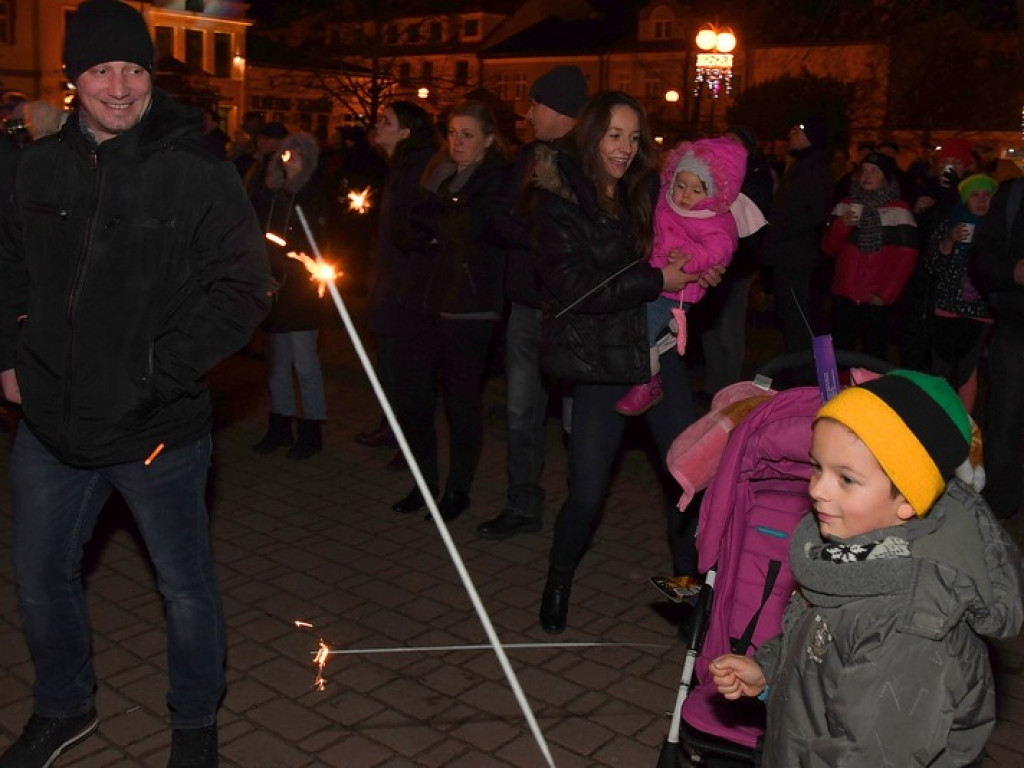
left=0, top=2, right=270, bottom=766
left=476, top=65, right=587, bottom=540
left=761, top=118, right=834, bottom=353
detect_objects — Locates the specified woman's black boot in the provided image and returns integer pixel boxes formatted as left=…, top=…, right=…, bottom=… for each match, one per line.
left=252, top=413, right=293, bottom=454
left=287, top=419, right=322, bottom=460
left=539, top=579, right=572, bottom=634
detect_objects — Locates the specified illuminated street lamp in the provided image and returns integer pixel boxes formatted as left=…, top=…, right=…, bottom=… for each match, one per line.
left=693, top=23, right=736, bottom=100
left=692, top=23, right=736, bottom=131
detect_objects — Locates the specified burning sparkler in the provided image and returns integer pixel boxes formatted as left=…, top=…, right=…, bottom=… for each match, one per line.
left=346, top=186, right=372, bottom=214
left=287, top=251, right=338, bottom=298
left=280, top=149, right=292, bottom=163
left=290, top=205, right=556, bottom=767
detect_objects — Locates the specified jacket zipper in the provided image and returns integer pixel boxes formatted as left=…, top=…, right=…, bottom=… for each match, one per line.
left=58, top=150, right=103, bottom=451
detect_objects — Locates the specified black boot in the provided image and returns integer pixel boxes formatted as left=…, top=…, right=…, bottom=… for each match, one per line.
left=438, top=488, right=470, bottom=522
left=287, top=419, right=322, bottom=460
left=252, top=413, right=293, bottom=454
left=539, top=578, right=572, bottom=634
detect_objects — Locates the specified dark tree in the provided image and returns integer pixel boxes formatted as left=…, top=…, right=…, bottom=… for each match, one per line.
left=725, top=71, right=854, bottom=147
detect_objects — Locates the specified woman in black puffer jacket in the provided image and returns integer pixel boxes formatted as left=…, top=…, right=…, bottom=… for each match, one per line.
left=531, top=92, right=716, bottom=634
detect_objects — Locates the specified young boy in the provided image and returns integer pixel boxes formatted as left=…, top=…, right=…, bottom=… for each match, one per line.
left=710, top=370, right=1023, bottom=765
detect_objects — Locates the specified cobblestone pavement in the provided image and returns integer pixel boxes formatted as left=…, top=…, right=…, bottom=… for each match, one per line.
left=1, top=314, right=1022, bottom=767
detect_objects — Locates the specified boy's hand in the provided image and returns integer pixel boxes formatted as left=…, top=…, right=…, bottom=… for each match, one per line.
left=709, top=654, right=767, bottom=700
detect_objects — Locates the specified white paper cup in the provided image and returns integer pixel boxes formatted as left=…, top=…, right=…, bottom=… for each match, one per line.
left=961, top=223, right=976, bottom=243
left=848, top=203, right=863, bottom=223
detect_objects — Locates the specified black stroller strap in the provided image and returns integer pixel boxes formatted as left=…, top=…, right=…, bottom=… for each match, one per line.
left=730, top=559, right=782, bottom=656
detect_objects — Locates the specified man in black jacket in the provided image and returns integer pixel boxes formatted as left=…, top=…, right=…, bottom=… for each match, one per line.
left=761, top=118, right=834, bottom=353
left=476, top=65, right=587, bottom=540
left=0, top=3, right=269, bottom=767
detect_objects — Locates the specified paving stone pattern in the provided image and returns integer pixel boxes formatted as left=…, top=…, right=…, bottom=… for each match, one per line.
left=1, top=318, right=1023, bottom=767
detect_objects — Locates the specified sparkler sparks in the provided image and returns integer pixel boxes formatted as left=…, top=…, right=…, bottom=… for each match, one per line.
left=280, top=150, right=292, bottom=163
left=294, top=620, right=314, bottom=629
left=290, top=204, right=556, bottom=766
left=286, top=251, right=339, bottom=298
left=266, top=232, right=287, bottom=247
left=312, top=639, right=331, bottom=691
left=346, top=187, right=372, bottom=214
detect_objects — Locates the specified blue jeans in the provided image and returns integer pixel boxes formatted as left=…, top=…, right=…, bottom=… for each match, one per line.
left=646, top=296, right=677, bottom=346
left=266, top=330, right=327, bottom=420
left=505, top=303, right=548, bottom=517
left=11, top=426, right=224, bottom=727
left=700, top=271, right=756, bottom=393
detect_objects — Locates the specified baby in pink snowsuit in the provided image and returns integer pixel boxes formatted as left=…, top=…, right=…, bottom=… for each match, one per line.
left=616, top=135, right=752, bottom=416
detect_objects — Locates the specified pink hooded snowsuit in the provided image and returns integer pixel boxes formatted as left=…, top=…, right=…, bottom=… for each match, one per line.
left=652, top=137, right=748, bottom=304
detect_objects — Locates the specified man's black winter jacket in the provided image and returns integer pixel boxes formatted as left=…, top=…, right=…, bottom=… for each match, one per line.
left=0, top=89, right=270, bottom=466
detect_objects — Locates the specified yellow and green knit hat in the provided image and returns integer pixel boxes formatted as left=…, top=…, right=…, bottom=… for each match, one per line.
left=817, top=370, right=972, bottom=516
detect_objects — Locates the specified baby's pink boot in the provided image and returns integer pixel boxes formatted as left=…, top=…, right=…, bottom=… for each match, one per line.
left=615, top=373, right=664, bottom=416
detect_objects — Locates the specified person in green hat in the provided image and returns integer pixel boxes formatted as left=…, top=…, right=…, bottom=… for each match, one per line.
left=710, top=371, right=1023, bottom=766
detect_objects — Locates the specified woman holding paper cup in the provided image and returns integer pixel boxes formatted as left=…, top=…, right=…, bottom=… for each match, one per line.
left=924, top=173, right=998, bottom=409
left=821, top=151, right=918, bottom=362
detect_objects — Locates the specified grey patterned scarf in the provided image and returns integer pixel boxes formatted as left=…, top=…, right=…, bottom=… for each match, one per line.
left=850, top=182, right=897, bottom=254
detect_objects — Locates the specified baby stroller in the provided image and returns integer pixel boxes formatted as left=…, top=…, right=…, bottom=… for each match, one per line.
left=658, top=351, right=891, bottom=767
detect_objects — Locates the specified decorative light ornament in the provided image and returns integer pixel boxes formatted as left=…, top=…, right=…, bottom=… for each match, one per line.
left=694, top=24, right=736, bottom=99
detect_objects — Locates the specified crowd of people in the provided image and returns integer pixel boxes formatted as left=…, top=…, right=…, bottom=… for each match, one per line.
left=0, top=2, right=1022, bottom=763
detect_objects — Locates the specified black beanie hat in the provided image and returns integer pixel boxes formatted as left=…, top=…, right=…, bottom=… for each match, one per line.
left=529, top=66, right=588, bottom=118
left=860, top=152, right=898, bottom=182
left=64, top=0, right=155, bottom=84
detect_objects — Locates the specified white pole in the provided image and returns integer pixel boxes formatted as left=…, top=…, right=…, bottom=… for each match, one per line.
left=293, top=206, right=556, bottom=768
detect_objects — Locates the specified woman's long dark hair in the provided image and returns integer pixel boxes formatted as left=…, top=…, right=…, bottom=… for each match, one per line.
left=575, top=91, right=657, bottom=257
left=389, top=100, right=441, bottom=168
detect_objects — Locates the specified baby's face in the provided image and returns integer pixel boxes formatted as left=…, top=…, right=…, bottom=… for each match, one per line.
left=671, top=170, right=707, bottom=209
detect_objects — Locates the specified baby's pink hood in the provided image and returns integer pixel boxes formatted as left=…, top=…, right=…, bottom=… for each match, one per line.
left=661, top=136, right=748, bottom=214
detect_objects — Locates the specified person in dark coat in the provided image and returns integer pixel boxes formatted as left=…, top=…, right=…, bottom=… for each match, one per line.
left=476, top=64, right=588, bottom=541
left=389, top=100, right=512, bottom=521
left=969, top=176, right=1024, bottom=519
left=0, top=3, right=270, bottom=764
left=530, top=91, right=719, bottom=634
left=354, top=101, right=441, bottom=459
left=250, top=131, right=330, bottom=460
left=761, top=118, right=834, bottom=353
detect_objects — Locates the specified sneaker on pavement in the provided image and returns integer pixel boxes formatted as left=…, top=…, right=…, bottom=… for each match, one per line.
left=614, top=374, right=664, bottom=416
left=0, top=709, right=98, bottom=768
left=168, top=724, right=218, bottom=768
